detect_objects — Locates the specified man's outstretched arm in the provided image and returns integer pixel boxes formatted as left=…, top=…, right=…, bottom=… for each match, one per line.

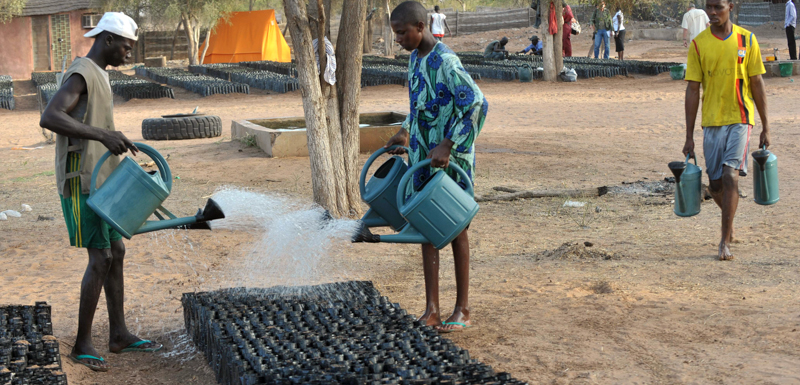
left=750, top=74, right=770, bottom=148
left=684, top=81, right=701, bottom=158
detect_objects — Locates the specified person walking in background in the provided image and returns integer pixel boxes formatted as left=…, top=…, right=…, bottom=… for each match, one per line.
left=786, top=0, right=797, bottom=60
left=563, top=0, right=575, bottom=57
left=683, top=0, right=769, bottom=261
left=590, top=0, right=612, bottom=59
left=682, top=3, right=710, bottom=47
left=430, top=5, right=451, bottom=42
left=613, top=6, right=625, bottom=60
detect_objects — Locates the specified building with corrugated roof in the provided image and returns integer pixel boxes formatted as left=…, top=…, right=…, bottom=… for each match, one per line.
left=0, top=0, right=101, bottom=79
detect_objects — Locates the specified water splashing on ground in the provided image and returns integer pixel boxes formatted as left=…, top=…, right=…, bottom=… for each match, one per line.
left=211, top=187, right=360, bottom=290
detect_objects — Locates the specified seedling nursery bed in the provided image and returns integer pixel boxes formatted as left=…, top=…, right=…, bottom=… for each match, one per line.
left=0, top=302, right=67, bottom=385
left=183, top=281, right=526, bottom=385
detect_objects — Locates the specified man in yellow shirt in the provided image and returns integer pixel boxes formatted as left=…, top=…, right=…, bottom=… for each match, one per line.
left=683, top=0, right=770, bottom=261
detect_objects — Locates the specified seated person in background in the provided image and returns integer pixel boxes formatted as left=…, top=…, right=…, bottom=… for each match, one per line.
left=483, top=37, right=509, bottom=59
left=517, top=35, right=543, bottom=55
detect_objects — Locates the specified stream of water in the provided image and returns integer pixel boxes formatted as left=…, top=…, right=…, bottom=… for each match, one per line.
left=211, top=187, right=360, bottom=291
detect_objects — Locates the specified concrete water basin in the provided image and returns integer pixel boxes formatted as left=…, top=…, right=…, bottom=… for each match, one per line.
left=231, top=111, right=406, bottom=157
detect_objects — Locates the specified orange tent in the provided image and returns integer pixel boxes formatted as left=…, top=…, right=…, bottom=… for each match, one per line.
left=200, top=10, right=291, bottom=63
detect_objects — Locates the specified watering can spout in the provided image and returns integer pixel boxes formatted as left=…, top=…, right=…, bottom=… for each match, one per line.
left=134, top=198, right=225, bottom=235
left=351, top=222, right=381, bottom=243
left=351, top=224, right=427, bottom=244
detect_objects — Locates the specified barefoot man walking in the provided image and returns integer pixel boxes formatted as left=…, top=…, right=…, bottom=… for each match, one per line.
left=683, top=0, right=770, bottom=261
left=40, top=12, right=162, bottom=372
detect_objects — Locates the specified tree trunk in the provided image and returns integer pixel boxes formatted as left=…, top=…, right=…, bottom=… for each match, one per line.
left=383, top=0, right=393, bottom=56
left=554, top=0, right=563, bottom=74
left=363, top=18, right=372, bottom=53
left=317, top=0, right=349, bottom=216
left=199, top=29, right=212, bottom=65
left=336, top=0, right=367, bottom=215
left=283, top=0, right=340, bottom=215
left=170, top=19, right=183, bottom=60
left=183, top=15, right=199, bottom=65
left=542, top=2, right=556, bottom=82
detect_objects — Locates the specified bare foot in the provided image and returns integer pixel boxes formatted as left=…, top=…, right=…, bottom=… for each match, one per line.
left=108, top=333, right=162, bottom=354
left=417, top=310, right=442, bottom=328
left=718, top=241, right=734, bottom=261
left=437, top=306, right=471, bottom=332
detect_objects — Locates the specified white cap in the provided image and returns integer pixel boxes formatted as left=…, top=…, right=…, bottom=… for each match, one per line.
left=84, top=12, right=139, bottom=41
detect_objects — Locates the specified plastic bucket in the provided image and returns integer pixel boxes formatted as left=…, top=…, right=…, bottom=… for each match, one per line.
left=669, top=65, right=685, bottom=80
left=779, top=63, right=793, bottom=77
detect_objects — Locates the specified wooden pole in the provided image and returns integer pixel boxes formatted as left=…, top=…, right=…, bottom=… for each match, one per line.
left=542, top=1, right=556, bottom=81
left=554, top=0, right=563, bottom=74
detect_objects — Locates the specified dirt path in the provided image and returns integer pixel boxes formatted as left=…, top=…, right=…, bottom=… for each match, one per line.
left=1, top=35, right=799, bottom=384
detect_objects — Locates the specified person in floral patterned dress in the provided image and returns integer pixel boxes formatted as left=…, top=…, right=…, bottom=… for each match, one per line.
left=385, top=0, right=488, bottom=333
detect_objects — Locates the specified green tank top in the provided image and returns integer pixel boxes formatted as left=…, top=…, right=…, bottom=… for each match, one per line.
left=54, top=57, right=118, bottom=198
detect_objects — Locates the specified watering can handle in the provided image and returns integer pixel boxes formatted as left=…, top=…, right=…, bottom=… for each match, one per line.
left=359, top=145, right=411, bottom=197
left=90, top=142, right=172, bottom=195
left=685, top=153, right=697, bottom=166
left=396, top=159, right=473, bottom=211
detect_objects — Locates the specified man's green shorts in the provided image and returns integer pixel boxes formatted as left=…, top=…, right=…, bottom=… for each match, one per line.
left=60, top=153, right=121, bottom=249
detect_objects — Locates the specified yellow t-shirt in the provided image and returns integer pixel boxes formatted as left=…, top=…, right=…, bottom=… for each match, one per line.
left=686, top=24, right=765, bottom=127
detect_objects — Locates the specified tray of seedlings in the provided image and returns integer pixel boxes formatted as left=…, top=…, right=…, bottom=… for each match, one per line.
left=106, top=70, right=175, bottom=100
left=37, top=83, right=59, bottom=108
left=0, top=75, right=13, bottom=110
left=229, top=70, right=300, bottom=93
left=361, top=65, right=408, bottom=87
left=239, top=61, right=299, bottom=77
left=136, top=67, right=249, bottom=97
left=183, top=281, right=527, bottom=385
left=30, top=72, right=59, bottom=88
left=189, top=64, right=300, bottom=94
left=0, top=302, right=68, bottom=385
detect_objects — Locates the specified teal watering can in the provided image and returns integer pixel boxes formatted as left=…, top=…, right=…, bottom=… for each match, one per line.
left=357, top=145, right=411, bottom=231
left=86, top=143, right=225, bottom=239
left=353, top=147, right=479, bottom=250
left=668, top=154, right=702, bottom=217
left=518, top=63, right=533, bottom=83
left=751, top=145, right=779, bottom=205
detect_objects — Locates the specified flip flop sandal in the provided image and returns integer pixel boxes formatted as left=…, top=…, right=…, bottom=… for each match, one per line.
left=120, top=340, right=163, bottom=353
left=438, top=321, right=473, bottom=333
left=69, top=354, right=109, bottom=372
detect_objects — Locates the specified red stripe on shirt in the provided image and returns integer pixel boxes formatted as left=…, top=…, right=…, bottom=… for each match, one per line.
left=693, top=40, right=699, bottom=56
left=735, top=78, right=747, bottom=123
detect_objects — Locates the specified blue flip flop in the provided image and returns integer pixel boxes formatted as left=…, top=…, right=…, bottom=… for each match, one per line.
left=119, top=340, right=163, bottom=353
left=438, top=321, right=472, bottom=333
left=69, top=354, right=109, bottom=372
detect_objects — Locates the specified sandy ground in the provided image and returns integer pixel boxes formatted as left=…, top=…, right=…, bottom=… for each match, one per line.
left=1, top=27, right=800, bottom=385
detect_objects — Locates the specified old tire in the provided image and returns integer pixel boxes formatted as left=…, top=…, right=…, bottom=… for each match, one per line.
left=142, top=115, right=222, bottom=140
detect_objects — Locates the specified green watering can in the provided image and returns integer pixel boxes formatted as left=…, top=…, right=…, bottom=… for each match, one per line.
left=668, top=154, right=702, bottom=217
left=518, top=63, right=533, bottom=83
left=86, top=143, right=225, bottom=239
left=751, top=145, right=779, bottom=205
left=356, top=145, right=411, bottom=231
left=352, top=148, right=479, bottom=250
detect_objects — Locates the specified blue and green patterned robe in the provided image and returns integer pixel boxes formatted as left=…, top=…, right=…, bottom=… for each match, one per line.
left=402, top=42, right=488, bottom=199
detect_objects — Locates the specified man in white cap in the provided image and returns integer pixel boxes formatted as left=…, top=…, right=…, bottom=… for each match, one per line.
left=40, top=12, right=162, bottom=372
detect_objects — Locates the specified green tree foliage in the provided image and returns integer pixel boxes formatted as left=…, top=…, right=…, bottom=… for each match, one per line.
left=0, top=0, right=26, bottom=23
